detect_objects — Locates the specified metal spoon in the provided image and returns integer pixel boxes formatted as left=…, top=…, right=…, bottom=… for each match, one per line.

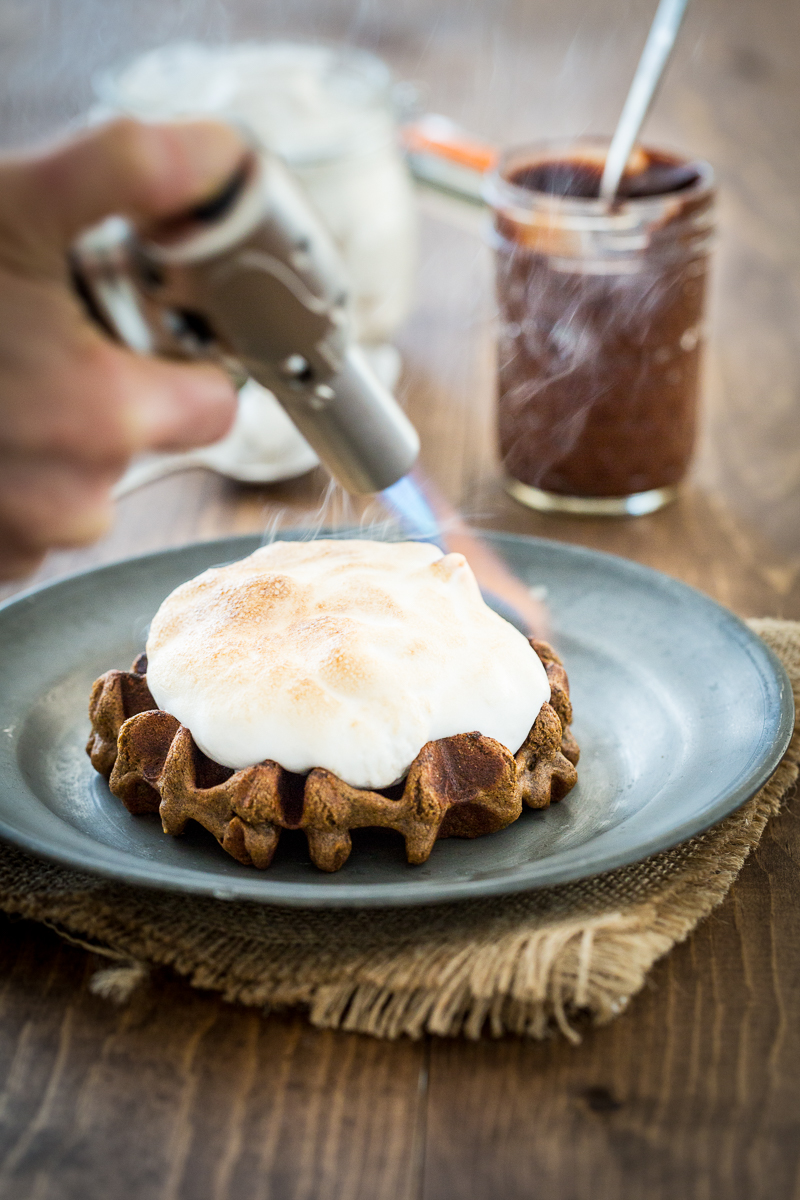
left=112, top=378, right=320, bottom=498
left=112, top=345, right=403, bottom=499
left=599, top=0, right=691, bottom=202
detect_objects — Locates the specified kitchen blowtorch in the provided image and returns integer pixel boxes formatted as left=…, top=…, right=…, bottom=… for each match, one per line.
left=70, top=141, right=545, bottom=636
left=70, top=147, right=419, bottom=496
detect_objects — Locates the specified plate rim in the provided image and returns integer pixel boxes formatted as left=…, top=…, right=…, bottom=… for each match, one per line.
left=0, top=532, right=793, bottom=908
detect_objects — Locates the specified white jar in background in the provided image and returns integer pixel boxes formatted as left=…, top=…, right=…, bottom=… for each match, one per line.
left=93, top=41, right=418, bottom=346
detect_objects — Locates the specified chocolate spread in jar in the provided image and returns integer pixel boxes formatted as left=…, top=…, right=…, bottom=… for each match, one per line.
left=492, top=146, right=714, bottom=502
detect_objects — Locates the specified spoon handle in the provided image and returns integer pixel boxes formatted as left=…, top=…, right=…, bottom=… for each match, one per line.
left=112, top=453, right=203, bottom=499
left=599, top=0, right=690, bottom=202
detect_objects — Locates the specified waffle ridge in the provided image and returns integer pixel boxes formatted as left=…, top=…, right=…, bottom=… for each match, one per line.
left=87, top=642, right=579, bottom=872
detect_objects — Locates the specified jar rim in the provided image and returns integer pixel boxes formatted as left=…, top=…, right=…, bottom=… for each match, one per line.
left=94, top=38, right=394, bottom=104
left=484, top=136, right=714, bottom=220
left=92, top=39, right=398, bottom=167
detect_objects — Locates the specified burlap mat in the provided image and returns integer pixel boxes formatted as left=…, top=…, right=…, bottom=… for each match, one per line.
left=0, top=618, right=797, bottom=1043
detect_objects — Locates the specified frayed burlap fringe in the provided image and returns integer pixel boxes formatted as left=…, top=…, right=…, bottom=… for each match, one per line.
left=0, top=619, right=796, bottom=1043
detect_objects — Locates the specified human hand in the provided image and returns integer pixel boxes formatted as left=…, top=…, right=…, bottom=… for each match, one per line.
left=0, top=117, right=245, bottom=579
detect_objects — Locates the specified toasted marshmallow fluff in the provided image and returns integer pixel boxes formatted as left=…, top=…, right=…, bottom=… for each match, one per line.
left=145, top=540, right=550, bottom=790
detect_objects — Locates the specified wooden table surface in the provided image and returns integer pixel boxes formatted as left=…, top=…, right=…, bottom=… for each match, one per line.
left=1, top=0, right=799, bottom=1196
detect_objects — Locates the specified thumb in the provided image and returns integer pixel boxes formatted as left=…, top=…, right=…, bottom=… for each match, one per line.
left=0, top=117, right=248, bottom=275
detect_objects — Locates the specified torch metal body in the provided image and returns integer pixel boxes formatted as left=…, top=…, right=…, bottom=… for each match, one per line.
left=71, top=150, right=419, bottom=495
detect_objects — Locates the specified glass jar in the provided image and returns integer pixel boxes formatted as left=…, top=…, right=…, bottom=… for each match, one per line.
left=93, top=40, right=418, bottom=347
left=484, top=138, right=715, bottom=516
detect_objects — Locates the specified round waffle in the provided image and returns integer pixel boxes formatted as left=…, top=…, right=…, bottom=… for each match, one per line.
left=86, top=640, right=579, bottom=872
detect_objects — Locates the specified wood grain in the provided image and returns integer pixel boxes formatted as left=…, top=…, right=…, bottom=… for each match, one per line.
left=423, top=787, right=800, bottom=1200
left=0, top=919, right=427, bottom=1200
left=0, top=0, right=799, bottom=1196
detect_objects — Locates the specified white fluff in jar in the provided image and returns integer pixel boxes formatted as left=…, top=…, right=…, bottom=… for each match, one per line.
left=93, top=40, right=418, bottom=347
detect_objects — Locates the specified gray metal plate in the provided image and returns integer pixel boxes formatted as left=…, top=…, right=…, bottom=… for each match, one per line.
left=0, top=533, right=792, bottom=907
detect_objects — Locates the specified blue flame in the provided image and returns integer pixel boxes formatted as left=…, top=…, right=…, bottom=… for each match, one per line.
left=379, top=474, right=445, bottom=550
